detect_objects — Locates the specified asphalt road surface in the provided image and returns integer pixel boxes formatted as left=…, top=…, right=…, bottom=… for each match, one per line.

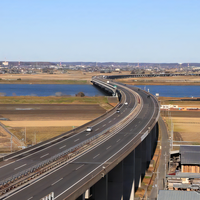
left=2, top=83, right=159, bottom=200
left=0, top=84, right=134, bottom=181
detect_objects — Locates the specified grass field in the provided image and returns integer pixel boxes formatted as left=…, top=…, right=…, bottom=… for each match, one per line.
left=117, top=75, right=200, bottom=85
left=0, top=96, right=109, bottom=104
left=1, top=71, right=200, bottom=85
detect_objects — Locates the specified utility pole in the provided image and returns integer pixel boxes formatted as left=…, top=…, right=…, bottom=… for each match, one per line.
left=157, top=171, right=159, bottom=197
left=34, top=131, right=37, bottom=145
left=164, top=152, right=168, bottom=189
left=152, top=171, right=160, bottom=198
left=10, top=135, right=12, bottom=152
left=25, top=127, right=26, bottom=144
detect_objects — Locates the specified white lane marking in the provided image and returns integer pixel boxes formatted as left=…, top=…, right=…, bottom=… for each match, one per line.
left=117, top=139, right=121, bottom=143
left=130, top=129, right=133, bottom=131
left=59, top=145, right=66, bottom=149
left=0, top=161, right=16, bottom=169
left=5, top=89, right=139, bottom=198
left=74, top=138, right=80, bottom=142
left=114, top=118, right=116, bottom=120
left=4, top=89, right=142, bottom=200
left=51, top=178, right=63, bottom=186
left=14, top=164, right=27, bottom=170
left=55, top=90, right=153, bottom=200
left=86, top=133, right=90, bottom=136
left=135, top=125, right=137, bottom=127
left=106, top=146, right=111, bottom=150
left=109, top=121, right=112, bottom=123
left=102, top=124, right=106, bottom=127
left=93, top=154, right=100, bottom=159
left=76, top=164, right=84, bottom=170
left=55, top=105, right=153, bottom=200
left=40, top=153, right=49, bottom=158
left=95, top=128, right=99, bottom=131
left=2, top=92, right=120, bottom=165
left=27, top=197, right=33, bottom=200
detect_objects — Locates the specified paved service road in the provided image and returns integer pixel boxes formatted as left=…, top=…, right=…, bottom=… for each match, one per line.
left=2, top=81, right=159, bottom=200
left=150, top=116, right=170, bottom=199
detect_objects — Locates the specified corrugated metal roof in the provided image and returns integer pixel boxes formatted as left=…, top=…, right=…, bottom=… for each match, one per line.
left=158, top=190, right=200, bottom=200
left=181, top=151, right=200, bottom=165
left=180, top=145, right=200, bottom=154
left=180, top=145, right=200, bottom=165
left=166, top=172, right=200, bottom=178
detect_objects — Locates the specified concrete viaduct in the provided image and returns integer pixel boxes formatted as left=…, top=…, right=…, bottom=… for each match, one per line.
left=0, top=76, right=160, bottom=200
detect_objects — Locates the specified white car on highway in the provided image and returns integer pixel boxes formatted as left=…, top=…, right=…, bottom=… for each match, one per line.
left=86, top=127, right=92, bottom=132
left=124, top=102, right=128, bottom=105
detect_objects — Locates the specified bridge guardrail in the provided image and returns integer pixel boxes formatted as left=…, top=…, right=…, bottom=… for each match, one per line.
left=0, top=79, right=141, bottom=193
left=1, top=83, right=123, bottom=162
left=0, top=80, right=130, bottom=187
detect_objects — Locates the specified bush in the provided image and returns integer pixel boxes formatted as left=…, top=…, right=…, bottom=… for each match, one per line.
left=75, top=92, right=85, bottom=97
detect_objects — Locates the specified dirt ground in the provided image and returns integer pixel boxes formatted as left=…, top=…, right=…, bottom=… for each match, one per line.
left=160, top=97, right=200, bottom=144
left=170, top=117, right=200, bottom=144
left=10, top=126, right=73, bottom=146
left=2, top=120, right=90, bottom=127
left=161, top=111, right=200, bottom=118
left=0, top=104, right=107, bottom=148
left=162, top=112, right=200, bottom=144
left=0, top=104, right=106, bottom=121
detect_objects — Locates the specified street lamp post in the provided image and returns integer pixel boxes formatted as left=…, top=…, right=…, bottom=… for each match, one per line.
left=152, top=171, right=160, bottom=198
left=25, top=127, right=26, bottom=144
left=10, top=135, right=12, bottom=152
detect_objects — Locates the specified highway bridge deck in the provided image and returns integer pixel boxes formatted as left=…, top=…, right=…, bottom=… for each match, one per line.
left=0, top=78, right=159, bottom=200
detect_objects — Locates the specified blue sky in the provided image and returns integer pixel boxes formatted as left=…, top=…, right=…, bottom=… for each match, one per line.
left=0, top=0, right=199, bottom=62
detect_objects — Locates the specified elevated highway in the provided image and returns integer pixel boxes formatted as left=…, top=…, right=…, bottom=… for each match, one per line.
left=106, top=73, right=200, bottom=79
left=0, top=77, right=160, bottom=200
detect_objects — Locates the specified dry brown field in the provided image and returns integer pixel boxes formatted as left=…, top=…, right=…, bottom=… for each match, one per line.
left=0, top=104, right=108, bottom=150
left=169, top=117, right=200, bottom=145
left=0, top=71, right=199, bottom=85
left=117, top=75, right=200, bottom=85
left=160, top=98, right=200, bottom=144
left=0, top=71, right=127, bottom=84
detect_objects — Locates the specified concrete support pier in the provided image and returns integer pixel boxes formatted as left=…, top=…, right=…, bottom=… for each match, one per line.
left=123, top=150, right=135, bottom=200
left=108, top=161, right=123, bottom=200
left=76, top=123, right=159, bottom=200
left=91, top=174, right=108, bottom=200
left=135, top=142, right=142, bottom=190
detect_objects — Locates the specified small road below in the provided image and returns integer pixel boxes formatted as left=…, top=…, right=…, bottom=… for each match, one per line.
left=150, top=116, right=170, bottom=199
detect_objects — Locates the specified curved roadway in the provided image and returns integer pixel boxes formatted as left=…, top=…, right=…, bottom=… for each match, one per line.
left=1, top=80, right=159, bottom=200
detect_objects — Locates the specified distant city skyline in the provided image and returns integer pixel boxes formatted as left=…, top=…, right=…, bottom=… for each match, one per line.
left=0, top=0, right=200, bottom=63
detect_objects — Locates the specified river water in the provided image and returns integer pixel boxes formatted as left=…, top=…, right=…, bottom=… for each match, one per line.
left=0, top=84, right=107, bottom=97
left=0, top=84, right=199, bottom=97
left=135, top=85, right=200, bottom=97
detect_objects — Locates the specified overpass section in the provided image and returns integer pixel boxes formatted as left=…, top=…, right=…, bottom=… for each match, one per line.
left=0, top=77, right=160, bottom=200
